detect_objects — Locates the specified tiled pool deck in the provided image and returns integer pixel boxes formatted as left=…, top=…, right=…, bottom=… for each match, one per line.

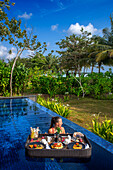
left=0, top=97, right=113, bottom=170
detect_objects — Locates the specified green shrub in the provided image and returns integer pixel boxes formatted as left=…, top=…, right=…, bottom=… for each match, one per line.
left=87, top=116, right=113, bottom=143
left=37, top=95, right=70, bottom=118
left=82, top=72, right=112, bottom=99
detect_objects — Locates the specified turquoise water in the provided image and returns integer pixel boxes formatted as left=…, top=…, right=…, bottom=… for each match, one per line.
left=0, top=98, right=113, bottom=170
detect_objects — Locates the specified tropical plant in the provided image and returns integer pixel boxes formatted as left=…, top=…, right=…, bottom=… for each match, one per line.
left=37, top=95, right=70, bottom=118
left=12, top=63, right=29, bottom=94
left=27, top=50, right=59, bottom=73
left=0, top=60, right=11, bottom=96
left=27, top=53, right=46, bottom=69
left=42, top=52, right=59, bottom=73
left=87, top=115, right=113, bottom=143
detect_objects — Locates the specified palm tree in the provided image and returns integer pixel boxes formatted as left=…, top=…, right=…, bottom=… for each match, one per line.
left=43, top=53, right=59, bottom=73
left=88, top=35, right=113, bottom=73
left=96, top=13, right=113, bottom=69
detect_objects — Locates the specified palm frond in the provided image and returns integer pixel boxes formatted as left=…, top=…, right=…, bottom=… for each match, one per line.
left=96, top=49, right=113, bottom=62
left=96, top=50, right=109, bottom=62
left=88, top=52, right=98, bottom=58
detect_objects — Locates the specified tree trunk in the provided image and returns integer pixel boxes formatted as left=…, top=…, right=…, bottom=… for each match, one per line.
left=10, top=49, right=23, bottom=97
left=98, top=63, right=101, bottom=73
left=74, top=69, right=77, bottom=76
left=73, top=76, right=85, bottom=98
left=83, top=66, right=85, bottom=74
left=66, top=70, right=69, bottom=77
left=91, top=65, right=94, bottom=73
left=78, top=66, right=81, bottom=77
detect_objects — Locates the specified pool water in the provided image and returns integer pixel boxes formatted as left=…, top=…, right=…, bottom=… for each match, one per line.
left=0, top=98, right=113, bottom=170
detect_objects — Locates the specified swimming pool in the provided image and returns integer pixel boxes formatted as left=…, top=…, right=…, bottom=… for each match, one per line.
left=0, top=98, right=113, bottom=170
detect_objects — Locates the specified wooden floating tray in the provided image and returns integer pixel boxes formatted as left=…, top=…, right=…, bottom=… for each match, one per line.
left=25, top=134, right=92, bottom=158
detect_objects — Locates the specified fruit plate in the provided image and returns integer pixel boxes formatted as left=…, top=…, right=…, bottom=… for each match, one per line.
left=50, top=142, right=65, bottom=149
left=28, top=142, right=46, bottom=149
left=67, top=142, right=85, bottom=150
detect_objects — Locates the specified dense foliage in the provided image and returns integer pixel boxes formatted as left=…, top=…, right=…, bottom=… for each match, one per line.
left=0, top=60, right=113, bottom=99
left=30, top=69, right=113, bottom=99
left=0, top=60, right=11, bottom=96
left=0, top=60, right=29, bottom=96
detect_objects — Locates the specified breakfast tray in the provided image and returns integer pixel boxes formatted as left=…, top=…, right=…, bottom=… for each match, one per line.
left=25, top=134, right=92, bottom=159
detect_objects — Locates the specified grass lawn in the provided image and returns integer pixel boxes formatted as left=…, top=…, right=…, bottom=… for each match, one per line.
left=64, top=96, right=113, bottom=130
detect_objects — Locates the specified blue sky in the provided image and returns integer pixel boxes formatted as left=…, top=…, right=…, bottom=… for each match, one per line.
left=0, top=0, right=113, bottom=69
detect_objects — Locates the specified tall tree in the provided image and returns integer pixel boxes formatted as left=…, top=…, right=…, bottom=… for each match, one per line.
left=0, top=0, right=47, bottom=96
left=56, top=29, right=93, bottom=76
left=56, top=29, right=93, bottom=97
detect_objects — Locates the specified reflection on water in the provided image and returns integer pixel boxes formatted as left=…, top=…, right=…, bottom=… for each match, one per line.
left=0, top=99, right=39, bottom=119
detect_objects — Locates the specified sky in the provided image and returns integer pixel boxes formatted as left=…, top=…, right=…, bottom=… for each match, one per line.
left=0, top=0, right=113, bottom=71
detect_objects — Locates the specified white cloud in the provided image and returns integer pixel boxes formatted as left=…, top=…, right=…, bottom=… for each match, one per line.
left=26, top=50, right=34, bottom=57
left=21, top=50, right=35, bottom=58
left=0, top=46, right=7, bottom=58
left=51, top=24, right=59, bottom=31
left=7, top=47, right=16, bottom=60
left=0, top=45, right=16, bottom=60
left=68, top=23, right=100, bottom=35
left=18, top=12, right=32, bottom=19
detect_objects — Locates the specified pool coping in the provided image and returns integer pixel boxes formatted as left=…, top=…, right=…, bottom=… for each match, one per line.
left=0, top=95, right=37, bottom=101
